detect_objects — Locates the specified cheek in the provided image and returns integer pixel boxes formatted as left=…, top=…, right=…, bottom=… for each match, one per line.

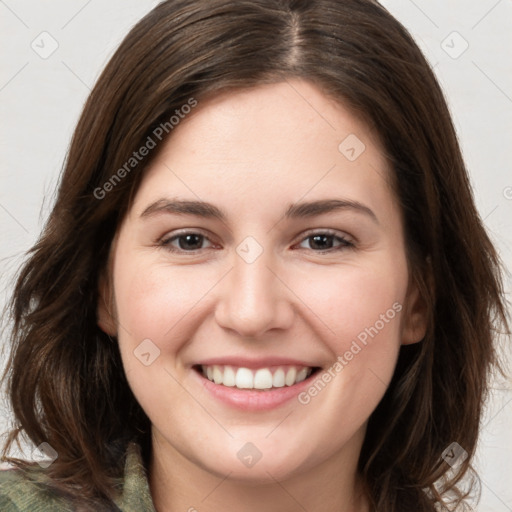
left=111, top=258, right=210, bottom=418
left=290, top=259, right=406, bottom=409
left=287, top=264, right=405, bottom=449
left=293, top=260, right=405, bottom=349
left=113, top=259, right=212, bottom=347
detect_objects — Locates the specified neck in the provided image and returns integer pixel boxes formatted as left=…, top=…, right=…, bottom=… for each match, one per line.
left=148, top=429, right=370, bottom=512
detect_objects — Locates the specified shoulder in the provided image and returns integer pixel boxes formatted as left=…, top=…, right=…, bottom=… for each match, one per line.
left=0, top=466, right=74, bottom=511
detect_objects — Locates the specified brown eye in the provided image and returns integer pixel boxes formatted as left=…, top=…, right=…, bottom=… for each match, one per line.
left=297, top=232, right=354, bottom=252
left=160, top=232, right=214, bottom=252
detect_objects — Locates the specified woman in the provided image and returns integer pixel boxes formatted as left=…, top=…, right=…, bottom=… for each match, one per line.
left=0, top=0, right=509, bottom=510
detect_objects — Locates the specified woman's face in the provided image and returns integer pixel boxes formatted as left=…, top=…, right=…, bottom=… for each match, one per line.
left=99, top=79, right=426, bottom=483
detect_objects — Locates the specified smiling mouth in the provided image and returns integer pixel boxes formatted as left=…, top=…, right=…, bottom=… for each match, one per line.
left=193, top=364, right=321, bottom=391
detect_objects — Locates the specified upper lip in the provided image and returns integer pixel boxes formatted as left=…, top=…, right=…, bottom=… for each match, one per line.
left=194, top=357, right=321, bottom=369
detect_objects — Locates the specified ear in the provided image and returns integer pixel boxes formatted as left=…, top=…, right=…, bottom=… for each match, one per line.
left=97, top=236, right=118, bottom=337
left=96, top=273, right=117, bottom=336
left=401, top=278, right=429, bottom=345
left=97, top=271, right=117, bottom=337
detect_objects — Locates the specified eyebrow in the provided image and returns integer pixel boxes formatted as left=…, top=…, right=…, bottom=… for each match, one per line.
left=140, top=198, right=378, bottom=224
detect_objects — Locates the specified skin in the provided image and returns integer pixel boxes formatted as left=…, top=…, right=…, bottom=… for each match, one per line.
left=98, top=79, right=427, bottom=512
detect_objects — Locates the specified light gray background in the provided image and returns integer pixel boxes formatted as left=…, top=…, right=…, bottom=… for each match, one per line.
left=1, top=1, right=511, bottom=510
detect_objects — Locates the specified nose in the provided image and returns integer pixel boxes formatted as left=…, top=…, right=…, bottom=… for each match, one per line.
left=214, top=246, right=295, bottom=339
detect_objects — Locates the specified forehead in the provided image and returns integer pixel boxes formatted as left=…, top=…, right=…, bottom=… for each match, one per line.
left=130, top=79, right=396, bottom=225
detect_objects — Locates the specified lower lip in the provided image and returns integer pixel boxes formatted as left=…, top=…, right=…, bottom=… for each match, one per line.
left=193, top=368, right=319, bottom=411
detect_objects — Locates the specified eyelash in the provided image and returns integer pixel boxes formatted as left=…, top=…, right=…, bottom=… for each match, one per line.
left=158, top=229, right=355, bottom=254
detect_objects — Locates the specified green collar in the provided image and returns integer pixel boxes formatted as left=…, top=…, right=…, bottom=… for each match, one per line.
left=0, top=442, right=156, bottom=511
left=112, top=442, right=157, bottom=511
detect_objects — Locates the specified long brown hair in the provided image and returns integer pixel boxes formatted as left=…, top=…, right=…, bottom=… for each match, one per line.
left=1, top=0, right=509, bottom=510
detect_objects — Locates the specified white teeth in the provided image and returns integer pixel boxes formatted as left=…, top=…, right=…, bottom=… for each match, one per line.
left=254, top=369, right=273, bottom=389
left=213, top=366, right=223, bottom=384
left=235, top=367, right=253, bottom=389
left=223, top=366, right=236, bottom=387
left=285, top=367, right=297, bottom=386
left=272, top=368, right=285, bottom=388
left=296, top=367, right=308, bottom=383
left=201, top=364, right=314, bottom=390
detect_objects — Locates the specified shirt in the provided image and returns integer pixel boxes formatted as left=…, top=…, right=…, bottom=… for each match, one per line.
left=0, top=442, right=157, bottom=511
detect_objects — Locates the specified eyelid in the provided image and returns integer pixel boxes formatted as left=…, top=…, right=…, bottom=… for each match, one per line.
left=296, top=228, right=354, bottom=244
left=159, top=227, right=211, bottom=241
